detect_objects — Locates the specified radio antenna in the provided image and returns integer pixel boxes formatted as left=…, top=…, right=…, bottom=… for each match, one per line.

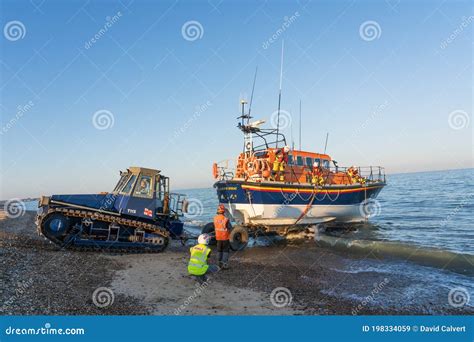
left=275, top=40, right=284, bottom=148
left=290, top=108, right=294, bottom=149
left=323, top=132, right=329, bottom=154
left=248, top=66, right=258, bottom=116
left=299, top=100, right=302, bottom=151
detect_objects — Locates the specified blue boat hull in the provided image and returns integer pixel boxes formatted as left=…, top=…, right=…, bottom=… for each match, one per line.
left=214, top=180, right=385, bottom=226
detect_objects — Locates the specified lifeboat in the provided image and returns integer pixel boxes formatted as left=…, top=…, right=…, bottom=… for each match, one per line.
left=208, top=101, right=386, bottom=250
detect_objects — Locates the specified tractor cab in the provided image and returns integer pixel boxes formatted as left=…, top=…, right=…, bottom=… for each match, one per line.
left=112, top=167, right=185, bottom=221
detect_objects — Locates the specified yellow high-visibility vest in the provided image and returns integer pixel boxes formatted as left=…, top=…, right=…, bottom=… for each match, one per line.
left=188, top=244, right=211, bottom=276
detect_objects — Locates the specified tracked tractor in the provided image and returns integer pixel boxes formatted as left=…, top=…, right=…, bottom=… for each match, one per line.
left=36, top=167, right=187, bottom=252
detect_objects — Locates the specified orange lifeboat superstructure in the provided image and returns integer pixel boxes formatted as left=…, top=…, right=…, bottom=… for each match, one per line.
left=233, top=148, right=362, bottom=186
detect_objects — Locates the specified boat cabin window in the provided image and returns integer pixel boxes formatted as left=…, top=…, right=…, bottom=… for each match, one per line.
left=322, top=159, right=330, bottom=168
left=134, top=175, right=153, bottom=198
left=314, top=158, right=321, bottom=167
left=305, top=157, right=313, bottom=168
left=288, top=154, right=293, bottom=165
left=296, top=156, right=304, bottom=166
left=121, top=175, right=137, bottom=195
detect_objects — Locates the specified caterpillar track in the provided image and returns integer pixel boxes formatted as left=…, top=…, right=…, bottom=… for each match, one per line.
left=36, top=207, right=170, bottom=253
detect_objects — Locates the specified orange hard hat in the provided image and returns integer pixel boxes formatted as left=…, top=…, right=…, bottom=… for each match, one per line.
left=217, top=204, right=225, bottom=214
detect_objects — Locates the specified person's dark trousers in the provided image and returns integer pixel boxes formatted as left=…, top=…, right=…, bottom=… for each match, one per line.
left=217, top=240, right=230, bottom=268
left=193, top=264, right=219, bottom=284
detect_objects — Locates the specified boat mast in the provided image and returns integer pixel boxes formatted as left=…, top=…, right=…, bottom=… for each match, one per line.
left=241, top=100, right=251, bottom=153
left=275, top=40, right=284, bottom=149
left=299, top=100, right=302, bottom=151
left=249, top=66, right=258, bottom=117
left=290, top=108, right=294, bottom=150
left=323, top=132, right=329, bottom=154
left=239, top=67, right=258, bottom=154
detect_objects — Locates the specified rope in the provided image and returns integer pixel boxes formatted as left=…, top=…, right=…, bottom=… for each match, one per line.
left=296, top=187, right=314, bottom=201
left=293, top=185, right=317, bottom=225
left=364, top=185, right=368, bottom=222
left=246, top=189, right=257, bottom=218
left=326, top=188, right=341, bottom=202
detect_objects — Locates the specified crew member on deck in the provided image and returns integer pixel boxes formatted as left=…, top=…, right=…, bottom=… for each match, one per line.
left=347, top=166, right=365, bottom=185
left=311, top=161, right=324, bottom=186
left=272, top=146, right=290, bottom=182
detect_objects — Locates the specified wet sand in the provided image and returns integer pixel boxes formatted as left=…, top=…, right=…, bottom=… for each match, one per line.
left=1, top=212, right=472, bottom=315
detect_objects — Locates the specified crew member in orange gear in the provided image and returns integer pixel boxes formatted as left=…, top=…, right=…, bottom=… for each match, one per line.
left=213, top=204, right=232, bottom=269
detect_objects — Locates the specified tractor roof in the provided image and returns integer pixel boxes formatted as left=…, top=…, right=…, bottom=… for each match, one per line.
left=128, top=166, right=161, bottom=176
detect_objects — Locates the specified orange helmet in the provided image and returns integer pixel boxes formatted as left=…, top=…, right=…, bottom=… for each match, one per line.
left=217, top=204, right=225, bottom=214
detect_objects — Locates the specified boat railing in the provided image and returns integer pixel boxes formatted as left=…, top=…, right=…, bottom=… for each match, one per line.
left=215, top=154, right=386, bottom=185
left=215, top=160, right=236, bottom=180
left=326, top=166, right=386, bottom=184
left=283, top=164, right=386, bottom=185
left=251, top=129, right=287, bottom=152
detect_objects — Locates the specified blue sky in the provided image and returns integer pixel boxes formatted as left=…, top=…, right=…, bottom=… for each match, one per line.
left=1, top=0, right=472, bottom=199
